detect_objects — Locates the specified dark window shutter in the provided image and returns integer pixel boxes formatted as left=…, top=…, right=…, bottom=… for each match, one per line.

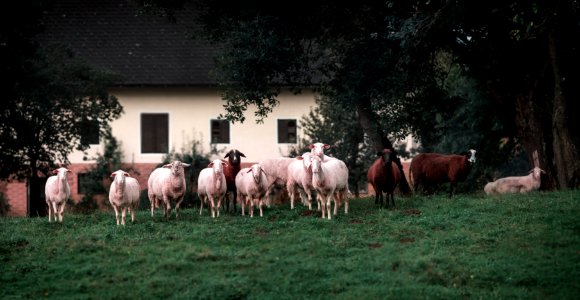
left=211, top=119, right=230, bottom=143
left=141, top=114, right=169, bottom=153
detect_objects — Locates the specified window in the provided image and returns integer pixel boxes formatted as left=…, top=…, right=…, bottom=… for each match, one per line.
left=80, top=119, right=100, bottom=145
left=278, top=119, right=297, bottom=143
left=211, top=119, right=230, bottom=143
left=141, top=113, right=169, bottom=153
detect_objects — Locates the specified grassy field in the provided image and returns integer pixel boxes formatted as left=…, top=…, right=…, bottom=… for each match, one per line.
left=1, top=190, right=579, bottom=299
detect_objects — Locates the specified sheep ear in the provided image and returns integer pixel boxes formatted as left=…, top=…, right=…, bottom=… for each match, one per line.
left=182, top=163, right=191, bottom=168
left=110, top=172, right=116, bottom=178
left=377, top=151, right=383, bottom=157
left=239, top=152, right=246, bottom=157
left=246, top=168, right=252, bottom=173
left=224, top=152, right=230, bottom=158
left=124, top=172, right=130, bottom=177
left=52, top=169, right=59, bottom=174
left=324, top=144, right=330, bottom=149
left=297, top=156, right=303, bottom=160
left=208, top=162, right=214, bottom=167
left=309, top=144, right=315, bottom=149
left=163, top=163, right=172, bottom=168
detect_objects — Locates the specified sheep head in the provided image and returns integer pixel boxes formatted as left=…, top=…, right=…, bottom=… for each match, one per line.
left=163, top=161, right=191, bottom=176
left=224, top=149, right=246, bottom=165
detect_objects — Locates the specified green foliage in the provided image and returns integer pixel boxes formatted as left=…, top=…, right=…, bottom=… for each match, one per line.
left=155, top=140, right=212, bottom=209
left=299, top=96, right=376, bottom=196
left=1, top=190, right=579, bottom=299
left=73, top=131, right=127, bottom=213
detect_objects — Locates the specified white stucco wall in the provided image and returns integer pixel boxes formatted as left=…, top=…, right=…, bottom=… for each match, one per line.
left=68, top=87, right=317, bottom=164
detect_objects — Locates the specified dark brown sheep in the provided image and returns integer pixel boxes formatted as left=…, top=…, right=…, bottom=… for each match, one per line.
left=367, top=149, right=401, bottom=208
left=409, top=149, right=476, bottom=197
left=222, top=149, right=246, bottom=212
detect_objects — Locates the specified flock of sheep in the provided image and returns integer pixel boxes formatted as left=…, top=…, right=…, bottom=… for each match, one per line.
left=44, top=143, right=544, bottom=225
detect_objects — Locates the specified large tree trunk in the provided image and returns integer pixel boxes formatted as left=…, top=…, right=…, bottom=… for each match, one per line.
left=355, top=97, right=411, bottom=195
left=514, top=92, right=555, bottom=190
left=548, top=32, right=580, bottom=188
left=27, top=159, right=47, bottom=217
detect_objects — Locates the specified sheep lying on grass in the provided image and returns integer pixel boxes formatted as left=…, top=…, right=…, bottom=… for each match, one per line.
left=148, top=160, right=191, bottom=219
left=45, top=167, right=72, bottom=223
left=109, top=170, right=140, bottom=226
left=484, top=167, right=545, bottom=195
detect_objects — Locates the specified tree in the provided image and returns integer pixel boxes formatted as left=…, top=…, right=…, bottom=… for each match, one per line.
left=298, top=96, right=375, bottom=197
left=0, top=1, right=123, bottom=216
left=141, top=0, right=580, bottom=189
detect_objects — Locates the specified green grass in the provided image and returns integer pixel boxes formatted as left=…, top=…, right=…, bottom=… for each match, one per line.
left=1, top=190, right=579, bottom=299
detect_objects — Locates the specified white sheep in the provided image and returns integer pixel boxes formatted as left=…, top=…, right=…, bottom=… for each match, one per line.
left=147, top=160, right=191, bottom=219
left=197, top=159, right=227, bottom=218
left=286, top=152, right=316, bottom=210
left=259, top=157, right=294, bottom=206
left=44, top=167, right=72, bottom=223
left=310, top=142, right=336, bottom=162
left=235, top=164, right=269, bottom=217
left=484, top=167, right=545, bottom=195
left=109, top=170, right=141, bottom=226
left=311, top=155, right=351, bottom=220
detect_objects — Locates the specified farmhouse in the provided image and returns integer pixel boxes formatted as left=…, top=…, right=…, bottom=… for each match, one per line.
left=2, top=0, right=317, bottom=216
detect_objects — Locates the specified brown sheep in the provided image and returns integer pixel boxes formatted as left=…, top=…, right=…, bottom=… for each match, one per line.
left=222, top=149, right=246, bottom=213
left=409, top=149, right=476, bottom=197
left=367, top=149, right=401, bottom=208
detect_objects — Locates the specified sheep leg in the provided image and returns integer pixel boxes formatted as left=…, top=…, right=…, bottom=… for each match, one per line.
left=216, top=196, right=222, bottom=218
left=209, top=195, right=216, bottom=218
left=175, top=198, right=183, bottom=219
left=326, top=196, right=332, bottom=220
left=288, top=186, right=296, bottom=209
left=47, top=202, right=53, bottom=223
left=304, top=190, right=313, bottom=210
left=239, top=194, right=246, bottom=216
left=199, top=196, right=204, bottom=215
left=249, top=198, right=254, bottom=218
left=121, top=207, right=127, bottom=226
left=232, top=191, right=237, bottom=213
left=259, top=198, right=263, bottom=217
left=51, top=202, right=59, bottom=223
left=149, top=194, right=155, bottom=218
left=130, top=206, right=135, bottom=223
left=58, top=202, right=65, bottom=223
left=320, top=196, right=326, bottom=219
left=113, top=205, right=120, bottom=225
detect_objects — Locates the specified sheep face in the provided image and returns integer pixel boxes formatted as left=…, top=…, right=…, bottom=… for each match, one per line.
left=311, top=156, right=322, bottom=174
left=310, top=142, right=330, bottom=159
left=209, top=159, right=226, bottom=175
left=378, top=149, right=394, bottom=167
left=111, top=170, right=129, bottom=185
left=248, top=164, right=264, bottom=184
left=164, top=161, right=191, bottom=176
left=224, top=149, right=246, bottom=165
left=467, top=149, right=477, bottom=164
left=297, top=152, right=313, bottom=170
left=531, top=167, right=545, bottom=180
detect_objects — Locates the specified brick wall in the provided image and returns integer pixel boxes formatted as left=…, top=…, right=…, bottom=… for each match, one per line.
left=2, top=181, right=28, bottom=216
